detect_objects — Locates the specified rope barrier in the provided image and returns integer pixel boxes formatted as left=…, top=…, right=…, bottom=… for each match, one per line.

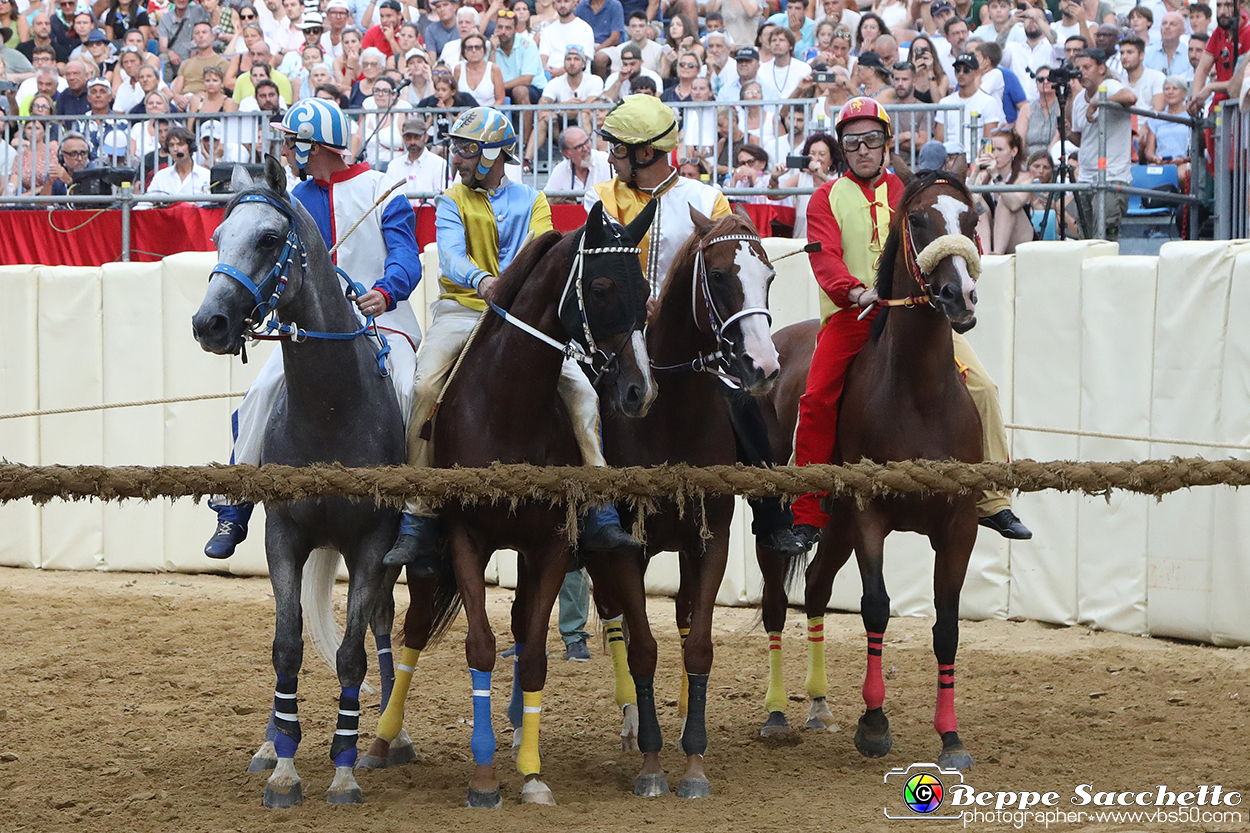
left=1, top=458, right=1247, bottom=507
left=0, top=391, right=247, bottom=421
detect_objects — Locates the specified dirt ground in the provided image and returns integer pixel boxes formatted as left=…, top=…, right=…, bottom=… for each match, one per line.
left=1, top=567, right=1248, bottom=833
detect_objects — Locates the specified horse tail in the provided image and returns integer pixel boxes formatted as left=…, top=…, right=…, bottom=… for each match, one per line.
left=423, top=558, right=464, bottom=645
left=301, top=548, right=377, bottom=695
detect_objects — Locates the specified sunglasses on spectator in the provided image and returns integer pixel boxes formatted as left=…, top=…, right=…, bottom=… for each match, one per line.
left=840, top=130, right=886, bottom=151
left=679, top=60, right=698, bottom=68
left=678, top=157, right=703, bottom=165
left=240, top=11, right=256, bottom=17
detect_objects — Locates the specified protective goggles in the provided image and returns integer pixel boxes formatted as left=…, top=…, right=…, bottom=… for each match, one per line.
left=841, top=130, right=886, bottom=152
left=450, top=138, right=483, bottom=158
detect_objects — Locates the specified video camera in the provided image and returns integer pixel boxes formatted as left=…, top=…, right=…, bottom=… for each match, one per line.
left=1033, top=60, right=1082, bottom=95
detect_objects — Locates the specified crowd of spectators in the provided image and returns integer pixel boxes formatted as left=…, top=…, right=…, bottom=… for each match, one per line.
left=0, top=0, right=1229, bottom=231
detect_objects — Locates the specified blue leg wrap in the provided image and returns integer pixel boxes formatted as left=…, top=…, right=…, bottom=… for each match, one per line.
left=398, top=512, right=419, bottom=537
left=470, top=669, right=495, bottom=766
left=507, top=645, right=525, bottom=729
left=273, top=673, right=300, bottom=757
left=376, top=634, right=395, bottom=711
left=331, top=685, right=361, bottom=768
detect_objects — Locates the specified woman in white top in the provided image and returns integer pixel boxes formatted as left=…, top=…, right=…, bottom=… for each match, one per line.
left=129, top=90, right=171, bottom=161
left=735, top=80, right=776, bottom=149
left=357, top=75, right=413, bottom=167
left=681, top=76, right=718, bottom=160
left=453, top=32, right=504, bottom=106
left=767, top=132, right=839, bottom=236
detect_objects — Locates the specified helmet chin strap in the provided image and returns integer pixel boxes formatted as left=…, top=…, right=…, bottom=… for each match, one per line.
left=624, top=144, right=664, bottom=188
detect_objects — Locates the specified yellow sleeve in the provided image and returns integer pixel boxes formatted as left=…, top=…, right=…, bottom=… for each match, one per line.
left=529, top=192, right=554, bottom=236
left=710, top=191, right=733, bottom=219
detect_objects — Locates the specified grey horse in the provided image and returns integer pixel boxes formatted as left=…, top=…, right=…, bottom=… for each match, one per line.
left=191, top=157, right=405, bottom=807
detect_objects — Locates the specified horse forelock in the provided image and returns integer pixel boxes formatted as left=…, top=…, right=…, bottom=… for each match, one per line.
left=660, top=212, right=760, bottom=308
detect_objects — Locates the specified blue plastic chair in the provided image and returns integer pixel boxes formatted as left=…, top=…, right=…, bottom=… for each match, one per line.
left=1126, top=164, right=1179, bottom=217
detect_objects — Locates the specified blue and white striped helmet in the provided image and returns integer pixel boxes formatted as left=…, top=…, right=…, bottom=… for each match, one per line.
left=279, top=98, right=351, bottom=167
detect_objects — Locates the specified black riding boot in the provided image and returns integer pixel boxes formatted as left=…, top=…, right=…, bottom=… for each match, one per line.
left=720, top=386, right=805, bottom=558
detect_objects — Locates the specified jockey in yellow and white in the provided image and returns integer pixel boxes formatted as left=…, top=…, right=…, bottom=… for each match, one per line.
left=205, top=98, right=423, bottom=558
left=382, top=106, right=641, bottom=576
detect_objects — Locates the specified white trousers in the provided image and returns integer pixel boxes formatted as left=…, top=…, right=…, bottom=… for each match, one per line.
left=404, top=298, right=604, bottom=515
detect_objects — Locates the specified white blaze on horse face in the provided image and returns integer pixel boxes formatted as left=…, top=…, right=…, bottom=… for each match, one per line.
left=733, top=242, right=780, bottom=379
left=932, top=193, right=978, bottom=312
left=632, top=330, right=658, bottom=412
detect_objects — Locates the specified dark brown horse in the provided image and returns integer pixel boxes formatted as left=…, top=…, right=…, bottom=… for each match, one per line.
left=589, top=206, right=784, bottom=799
left=757, top=170, right=983, bottom=770
left=361, top=202, right=657, bottom=807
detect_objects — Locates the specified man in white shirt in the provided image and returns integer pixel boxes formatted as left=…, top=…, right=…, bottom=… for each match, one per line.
left=321, top=0, right=352, bottom=60
left=758, top=27, right=811, bottom=100
left=1145, top=12, right=1191, bottom=78
left=532, top=45, right=603, bottom=163
left=384, top=116, right=448, bottom=205
left=940, top=53, right=1004, bottom=160
left=704, top=31, right=737, bottom=96
left=1017, top=7, right=1057, bottom=76
left=144, top=126, right=210, bottom=201
left=595, top=10, right=663, bottom=75
left=1068, top=47, right=1136, bottom=239
left=271, top=0, right=306, bottom=57
left=603, top=42, right=664, bottom=100
left=543, top=126, right=611, bottom=202
left=717, top=45, right=760, bottom=101
left=971, top=0, right=1027, bottom=46
left=539, top=0, right=596, bottom=78
left=1119, top=35, right=1166, bottom=110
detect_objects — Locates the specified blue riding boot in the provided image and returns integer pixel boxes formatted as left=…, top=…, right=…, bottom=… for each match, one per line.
left=205, top=501, right=254, bottom=559
left=578, top=504, right=641, bottom=558
left=383, top=512, right=443, bottom=576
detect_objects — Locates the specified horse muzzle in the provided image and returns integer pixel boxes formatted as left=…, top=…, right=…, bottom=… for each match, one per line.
left=191, top=308, right=245, bottom=355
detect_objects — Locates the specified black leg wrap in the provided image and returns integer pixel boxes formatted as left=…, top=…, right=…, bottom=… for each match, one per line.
left=681, top=674, right=709, bottom=757
left=275, top=721, right=302, bottom=746
left=329, top=693, right=361, bottom=762
left=633, top=675, right=663, bottom=754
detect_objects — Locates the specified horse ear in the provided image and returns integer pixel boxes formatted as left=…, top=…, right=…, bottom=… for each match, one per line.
left=891, top=152, right=915, bottom=186
left=947, top=153, right=969, bottom=180
left=263, top=154, right=287, bottom=194
left=230, top=163, right=254, bottom=192
left=689, top=204, right=715, bottom=236
left=623, top=197, right=658, bottom=244
left=585, top=200, right=608, bottom=247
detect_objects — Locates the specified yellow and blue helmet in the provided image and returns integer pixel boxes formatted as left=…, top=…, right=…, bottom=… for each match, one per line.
left=448, top=107, right=520, bottom=177
left=278, top=98, right=351, bottom=167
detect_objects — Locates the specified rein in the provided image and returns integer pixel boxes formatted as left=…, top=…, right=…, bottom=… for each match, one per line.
left=210, top=193, right=392, bottom=376
left=487, top=234, right=644, bottom=382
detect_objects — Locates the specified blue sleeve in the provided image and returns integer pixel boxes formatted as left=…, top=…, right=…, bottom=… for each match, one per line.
left=1006, top=70, right=1027, bottom=108
left=434, top=194, right=489, bottom=290
left=375, top=193, right=422, bottom=307
left=608, top=1, right=624, bottom=33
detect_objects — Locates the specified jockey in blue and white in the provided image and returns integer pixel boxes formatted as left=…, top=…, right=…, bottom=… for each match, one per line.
left=205, top=98, right=424, bottom=558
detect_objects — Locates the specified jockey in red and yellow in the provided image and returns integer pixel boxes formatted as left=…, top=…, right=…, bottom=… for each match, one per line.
left=791, top=97, right=1032, bottom=549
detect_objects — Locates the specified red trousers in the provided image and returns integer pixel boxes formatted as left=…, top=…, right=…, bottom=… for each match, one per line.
left=792, top=306, right=876, bottom=529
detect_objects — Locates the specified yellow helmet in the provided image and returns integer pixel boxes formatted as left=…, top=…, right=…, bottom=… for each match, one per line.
left=598, top=94, right=679, bottom=153
left=834, top=97, right=894, bottom=142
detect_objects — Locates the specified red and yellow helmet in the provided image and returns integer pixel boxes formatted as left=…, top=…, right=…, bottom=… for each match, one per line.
left=834, top=97, right=894, bottom=142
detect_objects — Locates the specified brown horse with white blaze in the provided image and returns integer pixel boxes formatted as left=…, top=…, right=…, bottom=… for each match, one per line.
left=758, top=169, right=984, bottom=770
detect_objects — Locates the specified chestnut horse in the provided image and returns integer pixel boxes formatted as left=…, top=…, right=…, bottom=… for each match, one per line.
left=757, top=170, right=983, bottom=770
left=361, top=202, right=658, bottom=808
left=589, top=206, right=784, bottom=799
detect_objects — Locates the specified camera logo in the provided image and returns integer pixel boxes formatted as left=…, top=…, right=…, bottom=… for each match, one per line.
left=884, top=763, right=965, bottom=821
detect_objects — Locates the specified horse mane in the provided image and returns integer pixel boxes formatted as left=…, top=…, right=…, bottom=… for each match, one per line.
left=659, top=211, right=759, bottom=307
left=489, top=228, right=568, bottom=311
left=871, top=170, right=974, bottom=339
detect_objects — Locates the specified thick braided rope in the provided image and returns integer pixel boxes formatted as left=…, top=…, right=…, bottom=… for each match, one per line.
left=1, top=458, right=1248, bottom=506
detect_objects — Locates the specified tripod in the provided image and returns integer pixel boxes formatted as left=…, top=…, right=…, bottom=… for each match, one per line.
left=1037, top=76, right=1089, bottom=240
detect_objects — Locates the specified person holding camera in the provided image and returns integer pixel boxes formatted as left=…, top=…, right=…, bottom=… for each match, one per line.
left=968, top=126, right=1033, bottom=253
left=1066, top=47, right=1135, bottom=239
left=766, top=131, right=839, bottom=235
left=971, top=0, right=1027, bottom=46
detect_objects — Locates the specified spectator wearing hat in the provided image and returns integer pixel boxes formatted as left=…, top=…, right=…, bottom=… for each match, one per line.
left=55, top=57, right=91, bottom=114
left=321, top=0, right=352, bottom=60
left=938, top=52, right=1002, bottom=158
left=79, top=75, right=116, bottom=150
left=717, top=44, right=759, bottom=100
left=80, top=29, right=117, bottom=74
left=603, top=41, right=663, bottom=99
left=194, top=116, right=244, bottom=166
left=384, top=114, right=448, bottom=205
left=1067, top=46, right=1135, bottom=239
left=170, top=21, right=227, bottom=107
left=401, top=47, right=433, bottom=103
left=759, top=24, right=812, bottom=100
left=538, top=0, right=595, bottom=79
left=854, top=50, right=895, bottom=100
left=145, top=124, right=210, bottom=200
left=158, top=0, right=210, bottom=83
left=95, top=126, right=133, bottom=169
left=361, top=0, right=402, bottom=57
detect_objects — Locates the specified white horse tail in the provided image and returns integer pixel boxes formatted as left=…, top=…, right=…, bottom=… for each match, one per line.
left=301, top=547, right=376, bottom=695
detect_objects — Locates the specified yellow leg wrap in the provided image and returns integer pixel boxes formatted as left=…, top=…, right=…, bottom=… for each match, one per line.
left=377, top=647, right=420, bottom=742
left=765, top=632, right=787, bottom=714
left=605, top=619, right=636, bottom=709
left=806, top=617, right=828, bottom=700
left=678, top=628, right=690, bottom=719
left=517, top=691, right=542, bottom=776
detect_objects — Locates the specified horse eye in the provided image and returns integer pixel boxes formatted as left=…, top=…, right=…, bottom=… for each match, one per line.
left=709, top=269, right=728, bottom=284
left=261, top=232, right=281, bottom=246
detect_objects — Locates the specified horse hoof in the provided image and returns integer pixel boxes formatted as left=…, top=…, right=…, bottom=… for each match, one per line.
left=676, top=777, right=711, bottom=799
left=262, top=782, right=304, bottom=809
left=520, top=779, right=556, bottom=806
left=805, top=698, right=837, bottom=731
left=634, top=773, right=670, bottom=797
left=356, top=754, right=387, bottom=771
left=938, top=734, right=975, bottom=771
left=248, top=741, right=277, bottom=773
left=760, top=711, right=797, bottom=740
left=326, top=765, right=363, bottom=804
left=326, top=787, right=363, bottom=805
left=466, top=787, right=503, bottom=809
left=854, top=712, right=893, bottom=759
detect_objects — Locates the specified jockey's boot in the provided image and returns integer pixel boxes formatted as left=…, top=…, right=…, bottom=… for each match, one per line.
left=978, top=509, right=1033, bottom=540
left=383, top=513, right=443, bottom=575
left=578, top=504, right=641, bottom=557
left=204, top=502, right=254, bottom=559
left=792, top=523, right=823, bottom=554
left=760, top=525, right=807, bottom=558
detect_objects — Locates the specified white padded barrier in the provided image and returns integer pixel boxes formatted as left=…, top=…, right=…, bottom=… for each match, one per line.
left=0, top=266, right=41, bottom=569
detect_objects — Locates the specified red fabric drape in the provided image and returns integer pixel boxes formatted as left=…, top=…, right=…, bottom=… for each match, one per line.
left=0, top=202, right=791, bottom=267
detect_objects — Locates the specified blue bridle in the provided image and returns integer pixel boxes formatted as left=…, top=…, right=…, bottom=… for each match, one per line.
left=210, top=193, right=391, bottom=376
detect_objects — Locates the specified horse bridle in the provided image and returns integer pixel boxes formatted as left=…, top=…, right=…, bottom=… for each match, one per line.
left=209, top=193, right=392, bottom=375
left=867, top=217, right=983, bottom=316
left=487, top=230, right=644, bottom=383
left=651, top=232, right=774, bottom=384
